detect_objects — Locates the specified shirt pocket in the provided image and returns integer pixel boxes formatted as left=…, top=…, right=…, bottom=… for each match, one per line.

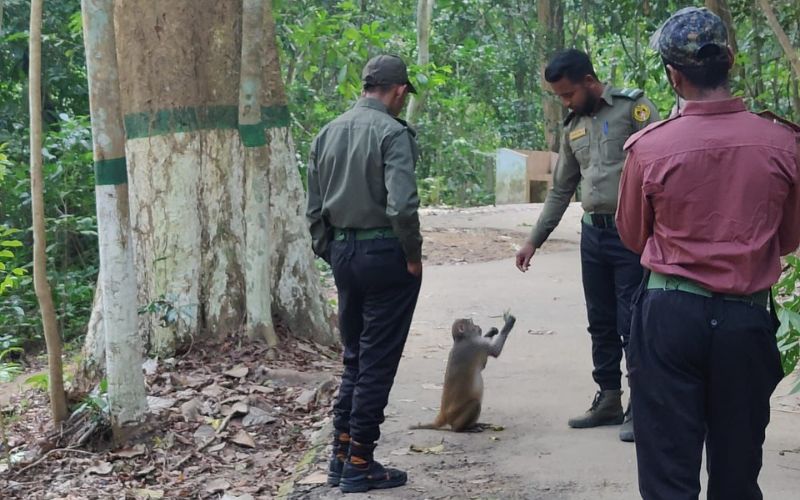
left=601, top=134, right=628, bottom=165
left=569, top=136, right=591, bottom=166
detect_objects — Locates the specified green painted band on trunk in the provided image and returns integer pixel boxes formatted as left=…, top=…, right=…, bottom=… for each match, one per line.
left=238, top=123, right=267, bottom=147
left=124, top=104, right=290, bottom=140
left=94, top=157, right=128, bottom=185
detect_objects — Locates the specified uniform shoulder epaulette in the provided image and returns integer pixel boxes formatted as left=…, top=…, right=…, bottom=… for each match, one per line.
left=755, top=110, right=800, bottom=134
left=623, top=114, right=680, bottom=151
left=612, top=88, right=644, bottom=100
left=564, top=110, right=576, bottom=126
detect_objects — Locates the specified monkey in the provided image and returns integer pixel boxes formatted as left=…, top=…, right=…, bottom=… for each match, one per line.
left=410, top=313, right=516, bottom=432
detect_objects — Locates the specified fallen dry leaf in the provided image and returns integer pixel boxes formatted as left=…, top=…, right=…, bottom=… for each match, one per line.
left=147, top=396, right=177, bottom=412
left=221, top=494, right=255, bottom=500
left=298, top=471, right=329, bottom=485
left=142, top=358, right=159, bottom=376
left=208, top=442, right=226, bottom=453
left=205, top=478, right=231, bottom=494
left=295, top=389, right=317, bottom=407
left=224, top=365, right=249, bottom=379
left=180, top=398, right=202, bottom=422
left=112, top=444, right=146, bottom=459
left=129, top=488, right=165, bottom=499
left=194, top=425, right=216, bottom=447
left=409, top=442, right=445, bottom=454
left=243, top=407, right=276, bottom=427
left=134, top=465, right=156, bottom=478
left=231, top=429, right=256, bottom=448
left=86, top=461, right=113, bottom=475
left=202, top=383, right=225, bottom=398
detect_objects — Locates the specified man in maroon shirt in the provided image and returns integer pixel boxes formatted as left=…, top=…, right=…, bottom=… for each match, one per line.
left=616, top=7, right=800, bottom=500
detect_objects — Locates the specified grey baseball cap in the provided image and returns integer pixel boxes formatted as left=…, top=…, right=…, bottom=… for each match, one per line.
left=361, top=55, right=417, bottom=93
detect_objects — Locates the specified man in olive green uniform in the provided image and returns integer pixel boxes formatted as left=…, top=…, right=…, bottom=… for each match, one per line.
left=306, top=55, right=422, bottom=494
left=515, top=49, right=659, bottom=442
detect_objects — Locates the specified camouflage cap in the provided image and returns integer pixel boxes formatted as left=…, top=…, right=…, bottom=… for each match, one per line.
left=361, top=55, right=417, bottom=93
left=650, top=7, right=728, bottom=67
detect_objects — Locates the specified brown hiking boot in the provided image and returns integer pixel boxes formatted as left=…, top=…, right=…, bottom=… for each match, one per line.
left=568, top=390, right=624, bottom=428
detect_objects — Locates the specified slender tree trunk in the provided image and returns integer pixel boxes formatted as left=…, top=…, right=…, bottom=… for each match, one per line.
left=751, top=5, right=766, bottom=103
left=82, top=0, right=147, bottom=441
left=30, top=0, right=68, bottom=425
left=758, top=0, right=800, bottom=80
left=406, top=0, right=434, bottom=124
left=538, top=0, right=564, bottom=152
left=240, top=0, right=277, bottom=346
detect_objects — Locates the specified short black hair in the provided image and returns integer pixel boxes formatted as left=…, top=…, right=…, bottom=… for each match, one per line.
left=363, top=83, right=396, bottom=93
left=663, top=46, right=731, bottom=89
left=544, top=49, right=598, bottom=84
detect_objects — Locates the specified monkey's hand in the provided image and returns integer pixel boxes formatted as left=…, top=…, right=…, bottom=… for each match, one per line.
left=503, top=311, right=516, bottom=329
left=484, top=327, right=499, bottom=338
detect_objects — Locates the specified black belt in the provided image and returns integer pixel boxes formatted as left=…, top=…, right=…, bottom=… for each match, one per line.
left=582, top=213, right=616, bottom=229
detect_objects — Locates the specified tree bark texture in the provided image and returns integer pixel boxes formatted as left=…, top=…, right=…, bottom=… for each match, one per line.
left=538, top=0, right=564, bottom=152
left=405, top=0, right=434, bottom=124
left=105, top=0, right=334, bottom=356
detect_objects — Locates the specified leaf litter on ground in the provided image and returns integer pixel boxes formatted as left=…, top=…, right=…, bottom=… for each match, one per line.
left=0, top=335, right=341, bottom=499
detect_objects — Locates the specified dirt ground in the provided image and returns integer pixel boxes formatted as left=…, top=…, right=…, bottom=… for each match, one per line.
left=288, top=203, right=800, bottom=500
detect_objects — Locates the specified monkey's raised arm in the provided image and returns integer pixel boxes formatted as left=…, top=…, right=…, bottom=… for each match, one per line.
left=486, top=314, right=515, bottom=358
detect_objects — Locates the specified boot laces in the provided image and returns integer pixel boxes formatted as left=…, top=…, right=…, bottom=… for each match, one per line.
left=588, top=391, right=603, bottom=412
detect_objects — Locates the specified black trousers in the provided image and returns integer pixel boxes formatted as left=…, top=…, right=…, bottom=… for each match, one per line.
left=329, top=237, right=421, bottom=444
left=580, top=222, right=644, bottom=390
left=630, top=289, right=784, bottom=500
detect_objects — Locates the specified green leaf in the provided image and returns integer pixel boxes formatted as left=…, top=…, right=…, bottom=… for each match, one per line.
left=0, top=250, right=14, bottom=258
left=1, top=240, right=22, bottom=247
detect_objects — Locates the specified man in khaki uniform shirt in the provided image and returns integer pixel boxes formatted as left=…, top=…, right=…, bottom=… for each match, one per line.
left=515, top=49, right=659, bottom=442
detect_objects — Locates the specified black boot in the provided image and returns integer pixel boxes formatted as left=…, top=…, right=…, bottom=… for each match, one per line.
left=327, top=432, right=350, bottom=487
left=339, top=440, right=407, bottom=493
left=619, top=402, right=634, bottom=442
left=568, top=390, right=624, bottom=428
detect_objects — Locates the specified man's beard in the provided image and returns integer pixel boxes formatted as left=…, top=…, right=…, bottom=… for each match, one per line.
left=574, top=93, right=598, bottom=116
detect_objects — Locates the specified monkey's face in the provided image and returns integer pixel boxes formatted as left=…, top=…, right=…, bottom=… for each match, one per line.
left=452, top=318, right=481, bottom=341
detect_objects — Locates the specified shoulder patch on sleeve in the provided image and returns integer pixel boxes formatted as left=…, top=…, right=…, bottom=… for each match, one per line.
left=612, top=88, right=644, bottom=100
left=623, top=116, right=677, bottom=151
left=632, top=103, right=652, bottom=123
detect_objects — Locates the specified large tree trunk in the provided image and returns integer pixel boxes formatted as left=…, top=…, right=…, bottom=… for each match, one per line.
left=82, top=0, right=147, bottom=441
left=405, top=0, right=434, bottom=125
left=705, top=0, right=739, bottom=54
left=77, top=0, right=335, bottom=362
left=758, top=0, right=800, bottom=81
left=30, top=0, right=68, bottom=424
left=538, top=0, right=564, bottom=152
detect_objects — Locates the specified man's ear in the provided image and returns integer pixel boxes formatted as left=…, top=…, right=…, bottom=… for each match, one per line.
left=666, top=64, right=681, bottom=90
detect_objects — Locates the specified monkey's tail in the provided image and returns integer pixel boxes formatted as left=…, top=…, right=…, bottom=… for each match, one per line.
left=409, top=414, right=447, bottom=431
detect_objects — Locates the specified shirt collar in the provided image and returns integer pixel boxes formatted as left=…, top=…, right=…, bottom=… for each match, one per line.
left=680, top=98, right=747, bottom=116
left=600, top=84, right=614, bottom=107
left=355, top=97, right=389, bottom=114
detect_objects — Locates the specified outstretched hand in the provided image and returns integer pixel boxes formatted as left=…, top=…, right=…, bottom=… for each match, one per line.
left=515, top=241, right=536, bottom=272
